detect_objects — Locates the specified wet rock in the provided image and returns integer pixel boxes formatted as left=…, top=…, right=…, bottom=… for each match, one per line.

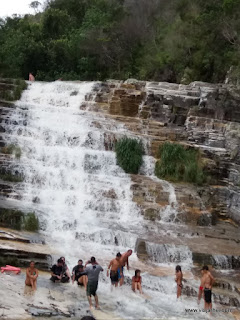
left=197, top=213, right=213, bottom=226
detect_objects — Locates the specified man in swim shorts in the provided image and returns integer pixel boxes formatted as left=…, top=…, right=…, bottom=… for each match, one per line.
left=202, top=265, right=214, bottom=311
left=119, top=249, right=132, bottom=286
left=198, top=270, right=204, bottom=304
left=107, top=252, right=122, bottom=287
left=84, top=257, right=103, bottom=309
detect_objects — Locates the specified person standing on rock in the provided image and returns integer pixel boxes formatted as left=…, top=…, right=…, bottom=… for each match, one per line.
left=175, top=265, right=183, bottom=298
left=107, top=252, right=122, bottom=287
left=25, top=261, right=38, bottom=291
left=84, top=257, right=103, bottom=309
left=202, top=265, right=214, bottom=311
left=119, top=249, right=133, bottom=286
left=198, top=270, right=204, bottom=304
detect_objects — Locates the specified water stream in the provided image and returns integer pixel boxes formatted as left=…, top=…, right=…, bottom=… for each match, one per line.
left=2, top=81, right=232, bottom=319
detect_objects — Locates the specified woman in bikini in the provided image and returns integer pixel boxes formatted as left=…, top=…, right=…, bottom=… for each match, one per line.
left=175, top=265, right=183, bottom=298
left=132, top=269, right=143, bottom=294
left=25, top=261, right=38, bottom=291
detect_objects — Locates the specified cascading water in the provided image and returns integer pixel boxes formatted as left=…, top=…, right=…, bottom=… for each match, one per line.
left=2, top=81, right=232, bottom=319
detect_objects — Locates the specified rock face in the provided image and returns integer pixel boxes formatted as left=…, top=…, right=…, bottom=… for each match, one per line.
left=92, top=80, right=240, bottom=226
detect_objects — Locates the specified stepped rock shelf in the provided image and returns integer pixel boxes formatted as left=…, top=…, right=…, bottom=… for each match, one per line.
left=0, top=79, right=240, bottom=320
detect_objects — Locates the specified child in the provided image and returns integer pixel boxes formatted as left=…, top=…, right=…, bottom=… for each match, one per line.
left=132, top=269, right=143, bottom=294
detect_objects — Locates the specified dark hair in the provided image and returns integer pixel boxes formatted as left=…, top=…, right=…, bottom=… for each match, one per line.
left=202, top=265, right=209, bottom=271
left=78, top=259, right=83, bottom=263
left=128, top=249, right=133, bottom=253
left=90, top=257, right=96, bottom=263
left=81, top=316, right=96, bottom=320
left=116, top=252, right=121, bottom=258
left=135, top=269, right=141, bottom=277
left=176, top=265, right=182, bottom=272
left=57, top=258, right=63, bottom=264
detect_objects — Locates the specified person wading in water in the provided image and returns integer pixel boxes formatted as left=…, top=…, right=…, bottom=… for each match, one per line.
left=107, top=252, right=122, bottom=288
left=175, top=265, right=183, bottom=298
left=119, top=249, right=132, bottom=286
left=202, top=265, right=214, bottom=311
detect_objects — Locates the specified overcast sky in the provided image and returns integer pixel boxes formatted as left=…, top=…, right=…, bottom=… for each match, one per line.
left=0, top=0, right=43, bottom=18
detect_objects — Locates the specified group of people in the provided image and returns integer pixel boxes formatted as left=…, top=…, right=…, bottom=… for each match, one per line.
left=175, top=265, right=215, bottom=310
left=24, top=252, right=215, bottom=311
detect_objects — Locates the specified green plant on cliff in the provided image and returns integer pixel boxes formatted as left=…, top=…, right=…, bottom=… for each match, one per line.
left=0, top=208, right=24, bottom=230
left=115, top=137, right=144, bottom=174
left=1, top=144, right=21, bottom=159
left=23, top=213, right=39, bottom=232
left=155, top=142, right=205, bottom=185
left=0, top=172, right=24, bottom=182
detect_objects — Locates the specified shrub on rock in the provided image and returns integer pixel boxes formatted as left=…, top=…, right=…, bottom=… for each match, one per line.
left=24, top=213, right=39, bottom=232
left=155, top=142, right=206, bottom=185
left=115, top=137, right=144, bottom=174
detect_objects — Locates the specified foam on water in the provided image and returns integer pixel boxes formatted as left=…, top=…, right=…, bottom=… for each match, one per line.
left=2, top=81, right=231, bottom=319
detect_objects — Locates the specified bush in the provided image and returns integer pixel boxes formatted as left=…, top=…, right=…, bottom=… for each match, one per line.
left=155, top=142, right=206, bottom=185
left=1, top=144, right=21, bottom=159
left=0, top=208, right=24, bottom=230
left=24, top=213, right=39, bottom=232
left=115, top=137, right=144, bottom=174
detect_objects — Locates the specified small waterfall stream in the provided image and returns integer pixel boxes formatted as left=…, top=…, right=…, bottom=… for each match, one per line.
left=2, top=81, right=232, bottom=319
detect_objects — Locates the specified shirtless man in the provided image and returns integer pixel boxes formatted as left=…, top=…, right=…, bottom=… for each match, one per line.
left=119, top=249, right=132, bottom=286
left=202, top=265, right=214, bottom=311
left=25, top=261, right=38, bottom=291
left=198, top=270, right=204, bottom=304
left=175, top=265, right=183, bottom=298
left=107, top=252, right=122, bottom=287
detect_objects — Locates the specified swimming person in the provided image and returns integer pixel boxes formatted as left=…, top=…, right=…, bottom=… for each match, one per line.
left=107, top=252, right=122, bottom=287
left=25, top=261, right=38, bottom=291
left=84, top=257, right=103, bottom=309
left=198, top=270, right=204, bottom=304
left=175, top=265, right=183, bottom=298
left=202, top=265, right=214, bottom=311
left=132, top=269, right=143, bottom=294
left=50, top=259, right=64, bottom=282
left=119, top=249, right=133, bottom=286
left=72, top=260, right=88, bottom=289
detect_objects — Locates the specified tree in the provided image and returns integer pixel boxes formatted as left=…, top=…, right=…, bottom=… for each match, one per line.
left=29, top=1, right=42, bottom=13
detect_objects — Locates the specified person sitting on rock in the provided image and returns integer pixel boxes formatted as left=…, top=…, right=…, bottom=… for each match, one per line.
left=50, top=259, right=64, bottom=282
left=132, top=269, right=143, bottom=294
left=25, top=261, right=38, bottom=291
left=60, top=256, right=71, bottom=282
left=72, top=259, right=88, bottom=289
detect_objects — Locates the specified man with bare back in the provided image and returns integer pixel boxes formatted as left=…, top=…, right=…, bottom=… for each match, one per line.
left=107, top=252, right=122, bottom=287
left=175, top=265, right=183, bottom=298
left=202, top=265, right=214, bottom=311
left=119, top=249, right=132, bottom=286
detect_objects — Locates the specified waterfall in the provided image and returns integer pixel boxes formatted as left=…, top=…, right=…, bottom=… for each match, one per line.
left=3, top=81, right=142, bottom=261
left=3, top=81, right=221, bottom=320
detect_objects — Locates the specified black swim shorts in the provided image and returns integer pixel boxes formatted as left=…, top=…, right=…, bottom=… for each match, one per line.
left=110, top=270, right=119, bottom=284
left=204, top=288, right=212, bottom=303
left=86, top=281, right=98, bottom=297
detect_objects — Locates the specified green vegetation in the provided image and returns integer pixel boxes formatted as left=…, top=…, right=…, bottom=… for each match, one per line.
left=0, top=80, right=27, bottom=101
left=0, top=208, right=24, bottom=230
left=0, top=0, right=240, bottom=83
left=1, top=144, right=22, bottom=159
left=0, top=172, right=24, bottom=182
left=155, top=142, right=206, bottom=185
left=23, top=213, right=39, bottom=231
left=0, top=208, right=39, bottom=231
left=115, top=137, right=144, bottom=174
